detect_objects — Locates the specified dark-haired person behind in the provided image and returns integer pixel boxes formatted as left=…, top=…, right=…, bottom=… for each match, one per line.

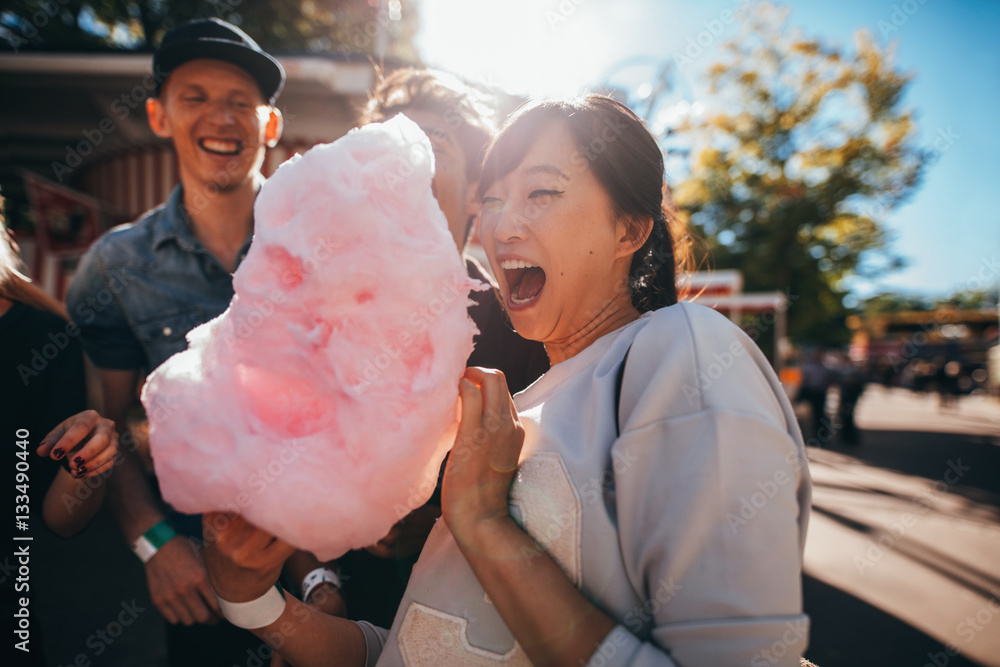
left=203, top=95, right=811, bottom=666
left=280, top=68, right=550, bottom=634
left=356, top=68, right=549, bottom=394
left=2, top=214, right=124, bottom=665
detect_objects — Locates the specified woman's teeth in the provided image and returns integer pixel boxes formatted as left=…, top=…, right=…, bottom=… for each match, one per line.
left=510, top=292, right=536, bottom=305
left=500, top=258, right=546, bottom=306
left=500, top=259, right=538, bottom=270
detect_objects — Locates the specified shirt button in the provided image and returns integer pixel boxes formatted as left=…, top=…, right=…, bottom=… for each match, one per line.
left=162, top=326, right=173, bottom=336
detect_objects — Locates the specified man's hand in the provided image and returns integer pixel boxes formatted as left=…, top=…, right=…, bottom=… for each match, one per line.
left=269, top=583, right=347, bottom=667
left=203, top=512, right=295, bottom=603
left=146, top=535, right=222, bottom=626
left=304, top=582, right=347, bottom=618
left=93, top=368, right=221, bottom=626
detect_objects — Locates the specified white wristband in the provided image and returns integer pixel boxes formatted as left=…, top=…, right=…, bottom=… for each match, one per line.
left=301, top=567, right=341, bottom=602
left=132, top=536, right=158, bottom=564
left=131, top=520, right=177, bottom=564
left=216, top=585, right=287, bottom=629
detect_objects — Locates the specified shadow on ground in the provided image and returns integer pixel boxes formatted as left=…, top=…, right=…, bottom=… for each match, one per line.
left=820, top=428, right=1000, bottom=501
left=803, top=575, right=981, bottom=667
left=803, top=421, right=999, bottom=667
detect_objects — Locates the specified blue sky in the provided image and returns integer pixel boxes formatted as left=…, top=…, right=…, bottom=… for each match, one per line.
left=416, top=0, right=1000, bottom=300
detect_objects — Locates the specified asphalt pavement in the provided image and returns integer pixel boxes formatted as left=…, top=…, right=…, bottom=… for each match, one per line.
left=802, top=386, right=1000, bottom=667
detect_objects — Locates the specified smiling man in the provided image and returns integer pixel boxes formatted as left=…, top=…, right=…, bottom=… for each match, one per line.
left=65, top=18, right=284, bottom=666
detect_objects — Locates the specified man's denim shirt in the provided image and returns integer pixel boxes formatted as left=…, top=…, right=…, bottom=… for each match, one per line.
left=67, top=186, right=252, bottom=375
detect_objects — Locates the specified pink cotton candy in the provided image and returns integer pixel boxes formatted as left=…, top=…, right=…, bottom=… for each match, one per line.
left=141, top=115, right=485, bottom=560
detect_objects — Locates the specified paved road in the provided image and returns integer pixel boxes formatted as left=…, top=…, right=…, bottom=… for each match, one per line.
left=802, top=386, right=1000, bottom=667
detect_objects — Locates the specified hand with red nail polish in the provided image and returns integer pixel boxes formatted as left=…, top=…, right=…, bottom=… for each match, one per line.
left=38, top=410, right=120, bottom=539
left=37, top=409, right=120, bottom=479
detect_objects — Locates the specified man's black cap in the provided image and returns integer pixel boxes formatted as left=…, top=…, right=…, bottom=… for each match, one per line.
left=153, top=18, right=285, bottom=105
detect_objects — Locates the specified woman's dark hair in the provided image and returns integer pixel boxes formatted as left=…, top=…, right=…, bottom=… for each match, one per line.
left=478, top=94, right=683, bottom=313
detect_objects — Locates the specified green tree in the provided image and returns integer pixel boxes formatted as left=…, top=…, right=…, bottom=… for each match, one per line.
left=934, top=289, right=998, bottom=311
left=860, top=292, right=929, bottom=315
left=673, top=3, right=929, bottom=344
left=858, top=288, right=997, bottom=316
left=0, top=0, right=420, bottom=61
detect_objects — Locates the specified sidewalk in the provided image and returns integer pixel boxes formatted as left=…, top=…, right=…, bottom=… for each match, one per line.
left=802, top=387, right=1000, bottom=667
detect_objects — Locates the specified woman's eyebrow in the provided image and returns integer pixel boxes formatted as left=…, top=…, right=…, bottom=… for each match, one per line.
left=523, top=164, right=569, bottom=180
left=418, top=125, right=450, bottom=144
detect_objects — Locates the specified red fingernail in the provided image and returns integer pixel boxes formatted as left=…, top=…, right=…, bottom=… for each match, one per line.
left=53, top=448, right=65, bottom=459
left=74, top=456, right=85, bottom=465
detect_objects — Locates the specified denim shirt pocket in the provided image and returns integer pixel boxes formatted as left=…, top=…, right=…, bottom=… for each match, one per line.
left=134, top=308, right=207, bottom=372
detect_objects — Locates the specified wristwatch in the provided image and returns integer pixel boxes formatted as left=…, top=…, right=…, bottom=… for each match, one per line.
left=301, top=567, right=342, bottom=602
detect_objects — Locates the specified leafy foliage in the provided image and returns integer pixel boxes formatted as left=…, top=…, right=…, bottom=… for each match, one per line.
left=0, top=0, right=419, bottom=60
left=673, top=3, right=929, bottom=343
left=859, top=289, right=997, bottom=316
left=939, top=289, right=999, bottom=311
left=860, top=292, right=930, bottom=314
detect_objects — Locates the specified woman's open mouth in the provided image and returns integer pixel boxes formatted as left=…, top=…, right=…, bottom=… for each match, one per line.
left=500, top=258, right=546, bottom=310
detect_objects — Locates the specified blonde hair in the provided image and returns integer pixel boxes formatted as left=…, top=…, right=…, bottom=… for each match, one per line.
left=1, top=199, right=68, bottom=320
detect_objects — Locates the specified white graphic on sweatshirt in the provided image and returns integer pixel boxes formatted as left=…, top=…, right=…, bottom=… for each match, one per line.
left=398, top=453, right=582, bottom=665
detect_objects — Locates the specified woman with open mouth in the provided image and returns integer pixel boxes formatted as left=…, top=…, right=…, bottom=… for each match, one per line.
left=205, top=95, right=812, bottom=667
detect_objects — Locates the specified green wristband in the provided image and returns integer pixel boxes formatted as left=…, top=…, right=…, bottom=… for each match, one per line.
left=131, top=520, right=177, bottom=563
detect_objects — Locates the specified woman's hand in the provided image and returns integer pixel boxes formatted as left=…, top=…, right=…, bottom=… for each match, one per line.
left=441, top=367, right=525, bottom=545
left=438, top=369, right=617, bottom=665
left=38, top=410, right=120, bottom=537
left=37, top=409, right=119, bottom=478
left=202, top=512, right=296, bottom=603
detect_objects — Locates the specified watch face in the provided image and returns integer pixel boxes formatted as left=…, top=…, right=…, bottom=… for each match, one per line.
left=303, top=569, right=341, bottom=600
